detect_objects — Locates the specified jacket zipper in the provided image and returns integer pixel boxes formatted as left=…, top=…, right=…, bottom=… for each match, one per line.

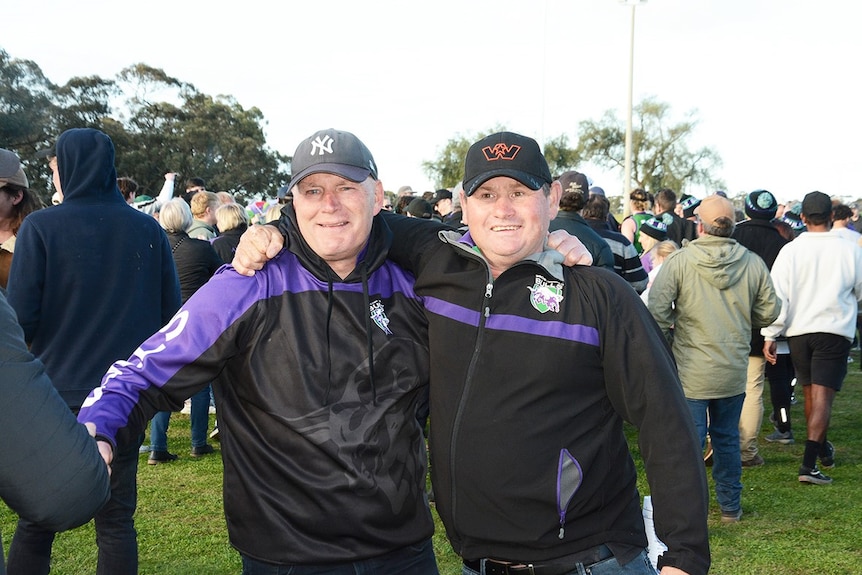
left=447, top=246, right=495, bottom=538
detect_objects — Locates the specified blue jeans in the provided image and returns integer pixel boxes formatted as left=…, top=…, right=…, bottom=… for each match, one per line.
left=462, top=550, right=656, bottom=575
left=150, top=410, right=171, bottom=452
left=687, top=394, right=745, bottom=513
left=8, top=433, right=143, bottom=575
left=190, top=385, right=212, bottom=448
left=240, top=538, right=438, bottom=575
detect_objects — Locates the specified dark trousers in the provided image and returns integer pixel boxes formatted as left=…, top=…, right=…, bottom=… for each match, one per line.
left=766, top=354, right=795, bottom=432
left=7, top=434, right=143, bottom=575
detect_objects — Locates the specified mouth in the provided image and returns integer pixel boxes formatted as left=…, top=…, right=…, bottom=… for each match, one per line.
left=491, top=225, right=520, bottom=232
left=318, top=221, right=349, bottom=228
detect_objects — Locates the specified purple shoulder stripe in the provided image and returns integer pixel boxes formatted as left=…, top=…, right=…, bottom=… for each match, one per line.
left=422, top=296, right=599, bottom=346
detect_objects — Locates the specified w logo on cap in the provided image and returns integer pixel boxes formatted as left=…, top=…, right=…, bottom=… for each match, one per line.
left=482, top=143, right=521, bottom=161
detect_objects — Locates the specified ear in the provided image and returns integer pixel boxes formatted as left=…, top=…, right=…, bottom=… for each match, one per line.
left=371, top=179, right=385, bottom=215
left=548, top=181, right=563, bottom=220
left=459, top=189, right=470, bottom=225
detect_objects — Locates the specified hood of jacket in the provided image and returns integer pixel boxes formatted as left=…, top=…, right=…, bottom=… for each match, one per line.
left=54, top=129, right=124, bottom=205
left=278, top=203, right=392, bottom=283
left=678, top=234, right=750, bottom=290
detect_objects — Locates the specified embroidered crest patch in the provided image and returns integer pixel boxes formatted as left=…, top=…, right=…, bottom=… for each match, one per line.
left=370, top=300, right=393, bottom=335
left=528, top=275, right=564, bottom=313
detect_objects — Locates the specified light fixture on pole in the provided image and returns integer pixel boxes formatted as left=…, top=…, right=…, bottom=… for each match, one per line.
left=621, top=0, right=645, bottom=216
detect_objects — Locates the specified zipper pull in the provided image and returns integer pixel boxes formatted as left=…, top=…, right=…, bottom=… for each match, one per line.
left=485, top=282, right=493, bottom=299
left=559, top=526, right=565, bottom=539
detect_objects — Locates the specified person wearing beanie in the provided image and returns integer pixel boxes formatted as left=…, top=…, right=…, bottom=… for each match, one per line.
left=649, top=193, right=780, bottom=522
left=680, top=195, right=701, bottom=221
left=732, top=190, right=793, bottom=465
left=763, top=191, right=862, bottom=485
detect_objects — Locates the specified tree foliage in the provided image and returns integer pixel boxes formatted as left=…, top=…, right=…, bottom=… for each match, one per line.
left=0, top=49, right=289, bottom=205
left=577, top=96, right=723, bottom=194
left=422, top=97, right=723, bottom=199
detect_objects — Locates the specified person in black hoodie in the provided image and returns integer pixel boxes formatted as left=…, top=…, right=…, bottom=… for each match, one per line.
left=6, top=128, right=181, bottom=575
left=732, top=190, right=792, bottom=462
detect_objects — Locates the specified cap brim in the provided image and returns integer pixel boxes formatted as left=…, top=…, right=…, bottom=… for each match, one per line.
left=290, top=163, right=372, bottom=187
left=464, top=169, right=547, bottom=196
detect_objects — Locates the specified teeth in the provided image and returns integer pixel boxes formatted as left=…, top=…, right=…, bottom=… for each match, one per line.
left=492, top=226, right=519, bottom=231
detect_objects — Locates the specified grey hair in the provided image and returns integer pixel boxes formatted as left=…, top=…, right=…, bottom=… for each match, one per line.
left=160, top=198, right=194, bottom=233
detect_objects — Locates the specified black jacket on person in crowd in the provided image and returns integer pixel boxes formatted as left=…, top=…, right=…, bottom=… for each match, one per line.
left=732, top=218, right=789, bottom=355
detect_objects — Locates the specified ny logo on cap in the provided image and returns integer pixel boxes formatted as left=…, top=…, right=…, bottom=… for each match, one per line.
left=310, top=135, right=334, bottom=156
left=482, top=143, right=521, bottom=161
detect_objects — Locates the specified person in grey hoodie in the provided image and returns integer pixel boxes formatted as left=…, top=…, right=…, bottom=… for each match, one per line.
left=648, top=194, right=780, bottom=524
left=0, top=291, right=110, bottom=575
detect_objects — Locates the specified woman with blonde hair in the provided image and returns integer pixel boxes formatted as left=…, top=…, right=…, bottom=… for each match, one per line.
left=640, top=240, right=680, bottom=305
left=212, top=203, right=250, bottom=263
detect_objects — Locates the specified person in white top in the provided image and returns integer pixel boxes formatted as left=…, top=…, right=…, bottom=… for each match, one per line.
left=830, top=203, right=862, bottom=245
left=763, top=192, right=862, bottom=485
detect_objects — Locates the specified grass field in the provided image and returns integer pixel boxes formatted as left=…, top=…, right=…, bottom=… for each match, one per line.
left=3, top=353, right=862, bottom=574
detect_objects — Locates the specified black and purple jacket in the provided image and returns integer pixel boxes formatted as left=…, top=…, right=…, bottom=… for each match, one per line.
left=383, top=212, right=711, bottom=575
left=79, top=210, right=434, bottom=565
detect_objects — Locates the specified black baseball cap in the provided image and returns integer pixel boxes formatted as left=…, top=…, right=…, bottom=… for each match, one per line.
left=462, top=132, right=552, bottom=196
left=801, top=191, right=831, bottom=218
left=429, top=188, right=452, bottom=205
left=290, top=129, right=378, bottom=186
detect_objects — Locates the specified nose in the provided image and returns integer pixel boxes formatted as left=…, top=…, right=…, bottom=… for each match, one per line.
left=492, top=194, right=516, bottom=217
left=320, top=189, right=341, bottom=210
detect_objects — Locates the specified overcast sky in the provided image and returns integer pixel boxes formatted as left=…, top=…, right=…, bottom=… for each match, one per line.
left=4, top=0, right=859, bottom=203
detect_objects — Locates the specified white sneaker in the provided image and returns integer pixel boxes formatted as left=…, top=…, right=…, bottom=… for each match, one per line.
left=180, top=399, right=192, bottom=414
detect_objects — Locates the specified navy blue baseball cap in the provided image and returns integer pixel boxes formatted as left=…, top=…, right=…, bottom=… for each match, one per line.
left=290, top=129, right=378, bottom=186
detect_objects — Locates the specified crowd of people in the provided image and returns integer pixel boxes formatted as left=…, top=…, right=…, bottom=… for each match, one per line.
left=1, top=125, right=861, bottom=575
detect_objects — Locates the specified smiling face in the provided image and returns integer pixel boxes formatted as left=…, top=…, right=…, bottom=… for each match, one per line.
left=292, top=172, right=383, bottom=278
left=461, top=176, right=561, bottom=278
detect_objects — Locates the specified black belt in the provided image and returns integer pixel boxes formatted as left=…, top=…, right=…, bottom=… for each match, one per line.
left=464, top=545, right=613, bottom=575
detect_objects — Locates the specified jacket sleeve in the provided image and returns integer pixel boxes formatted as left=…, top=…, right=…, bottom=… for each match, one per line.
left=750, top=256, right=781, bottom=329
left=380, top=211, right=451, bottom=276
left=646, top=256, right=679, bottom=342
left=761, top=249, right=789, bottom=341
left=78, top=268, right=259, bottom=448
left=0, top=293, right=110, bottom=532
left=595, top=273, right=710, bottom=575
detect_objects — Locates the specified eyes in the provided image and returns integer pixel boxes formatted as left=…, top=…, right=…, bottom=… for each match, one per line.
left=475, top=189, right=534, bottom=201
left=299, top=183, right=362, bottom=197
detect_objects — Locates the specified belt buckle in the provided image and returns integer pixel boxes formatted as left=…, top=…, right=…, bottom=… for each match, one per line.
left=501, top=562, right=535, bottom=575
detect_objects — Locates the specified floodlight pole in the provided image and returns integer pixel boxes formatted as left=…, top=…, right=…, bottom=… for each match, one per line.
left=621, top=0, right=645, bottom=217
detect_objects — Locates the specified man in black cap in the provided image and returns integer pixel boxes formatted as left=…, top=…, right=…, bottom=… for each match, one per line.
left=763, top=191, right=862, bottom=485
left=429, top=188, right=459, bottom=225
left=383, top=131, right=709, bottom=575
